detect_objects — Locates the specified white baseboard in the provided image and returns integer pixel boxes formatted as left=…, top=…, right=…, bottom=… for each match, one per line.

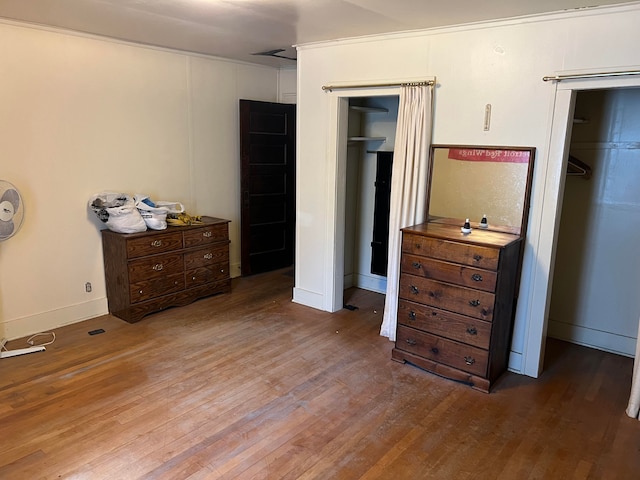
left=507, top=351, right=523, bottom=374
left=1, top=298, right=108, bottom=341
left=292, top=287, right=325, bottom=311
left=352, top=273, right=387, bottom=294
left=547, top=318, right=636, bottom=357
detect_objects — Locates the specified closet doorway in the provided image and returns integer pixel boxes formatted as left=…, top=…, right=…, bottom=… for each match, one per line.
left=524, top=74, right=640, bottom=378
left=344, top=96, right=399, bottom=298
left=324, top=88, right=399, bottom=312
left=547, top=88, right=640, bottom=358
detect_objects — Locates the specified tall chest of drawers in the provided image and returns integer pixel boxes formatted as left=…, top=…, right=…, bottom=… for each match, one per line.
left=391, top=222, right=522, bottom=392
left=101, top=216, right=231, bottom=323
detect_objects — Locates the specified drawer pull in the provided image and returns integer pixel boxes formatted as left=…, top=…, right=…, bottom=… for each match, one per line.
left=220, top=268, right=225, bottom=273
left=464, top=356, right=476, bottom=366
left=431, top=347, right=439, bottom=354
left=152, top=263, right=163, bottom=271
left=466, top=326, right=478, bottom=335
left=192, top=276, right=197, bottom=280
left=469, top=299, right=480, bottom=307
left=471, top=274, right=483, bottom=282
left=410, top=285, right=419, bottom=295
left=408, top=311, right=416, bottom=321
left=203, top=231, right=212, bottom=238
left=204, top=253, right=213, bottom=260
left=415, top=243, right=421, bottom=249
left=406, top=338, right=417, bottom=346
left=473, top=254, right=483, bottom=262
left=412, top=262, right=422, bottom=270
left=151, top=240, right=163, bottom=247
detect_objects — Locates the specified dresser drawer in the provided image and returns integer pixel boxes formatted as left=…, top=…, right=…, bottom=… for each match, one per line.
left=130, top=273, right=185, bottom=303
left=186, top=263, right=229, bottom=288
left=399, top=274, right=495, bottom=321
left=396, top=325, right=488, bottom=377
left=401, top=254, right=497, bottom=292
left=402, top=233, right=499, bottom=270
left=183, top=224, right=229, bottom=248
left=126, top=231, right=183, bottom=259
left=128, top=252, right=184, bottom=283
left=398, top=299, right=491, bottom=349
left=184, top=245, right=229, bottom=270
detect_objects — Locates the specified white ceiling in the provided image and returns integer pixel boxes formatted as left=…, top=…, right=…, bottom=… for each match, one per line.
left=0, top=0, right=636, bottom=67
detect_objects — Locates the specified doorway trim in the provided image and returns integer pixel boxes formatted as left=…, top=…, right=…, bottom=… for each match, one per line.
left=324, top=86, right=401, bottom=312
left=523, top=73, right=640, bottom=377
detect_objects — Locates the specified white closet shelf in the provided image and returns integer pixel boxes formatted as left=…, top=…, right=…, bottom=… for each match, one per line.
left=349, top=105, right=389, bottom=113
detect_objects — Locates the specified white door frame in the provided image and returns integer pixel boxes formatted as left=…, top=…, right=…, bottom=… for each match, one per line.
left=324, top=86, right=401, bottom=312
left=523, top=74, right=640, bottom=377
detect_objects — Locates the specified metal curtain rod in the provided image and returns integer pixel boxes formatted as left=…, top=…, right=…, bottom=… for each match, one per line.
left=322, top=80, right=434, bottom=91
left=542, top=70, right=640, bottom=82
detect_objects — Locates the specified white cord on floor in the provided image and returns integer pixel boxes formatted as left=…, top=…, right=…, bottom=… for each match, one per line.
left=26, top=332, right=56, bottom=347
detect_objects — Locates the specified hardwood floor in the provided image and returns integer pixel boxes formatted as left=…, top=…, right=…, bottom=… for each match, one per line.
left=1, top=268, right=638, bottom=479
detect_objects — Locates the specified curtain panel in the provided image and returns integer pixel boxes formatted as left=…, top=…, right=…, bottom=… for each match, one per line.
left=380, top=85, right=433, bottom=341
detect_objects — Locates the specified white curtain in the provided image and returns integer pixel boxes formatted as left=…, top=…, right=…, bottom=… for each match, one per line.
left=625, top=318, right=640, bottom=419
left=380, top=85, right=433, bottom=341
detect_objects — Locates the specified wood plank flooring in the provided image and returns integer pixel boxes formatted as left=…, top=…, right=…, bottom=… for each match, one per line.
left=1, top=268, right=638, bottom=479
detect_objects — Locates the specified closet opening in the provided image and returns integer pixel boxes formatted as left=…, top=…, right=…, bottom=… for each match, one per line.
left=341, top=94, right=399, bottom=307
left=546, top=87, right=640, bottom=361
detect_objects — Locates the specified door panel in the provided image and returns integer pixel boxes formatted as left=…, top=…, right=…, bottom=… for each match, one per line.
left=240, top=100, right=296, bottom=275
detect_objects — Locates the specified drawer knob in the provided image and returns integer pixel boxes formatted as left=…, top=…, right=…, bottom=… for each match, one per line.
left=406, top=338, right=417, bottom=346
left=204, top=253, right=213, bottom=260
left=471, top=274, right=483, bottom=282
left=469, top=299, right=480, bottom=307
left=431, top=347, right=439, bottom=354
left=151, top=240, right=163, bottom=247
left=408, top=311, right=416, bottom=321
left=466, top=326, right=478, bottom=335
left=415, top=243, right=421, bottom=249
left=412, top=262, right=422, bottom=270
left=220, top=268, right=225, bottom=273
left=473, top=254, right=483, bottom=262
left=410, top=285, right=419, bottom=295
left=192, top=276, right=197, bottom=280
left=152, top=263, right=164, bottom=271
left=139, top=290, right=143, bottom=294
left=464, top=356, right=476, bottom=366
left=203, top=231, right=212, bottom=238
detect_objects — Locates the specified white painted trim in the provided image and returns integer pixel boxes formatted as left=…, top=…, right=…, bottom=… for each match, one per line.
left=3, top=299, right=108, bottom=341
left=508, top=351, right=523, bottom=373
left=324, top=96, right=349, bottom=312
left=548, top=319, right=636, bottom=357
left=324, top=87, right=402, bottom=314
left=292, top=287, right=325, bottom=310
left=353, top=274, right=387, bottom=295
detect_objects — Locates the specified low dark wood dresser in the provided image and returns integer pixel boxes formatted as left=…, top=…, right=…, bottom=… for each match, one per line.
left=101, top=216, right=231, bottom=323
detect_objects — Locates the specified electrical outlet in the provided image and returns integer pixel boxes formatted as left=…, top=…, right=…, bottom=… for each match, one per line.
left=85, top=282, right=92, bottom=293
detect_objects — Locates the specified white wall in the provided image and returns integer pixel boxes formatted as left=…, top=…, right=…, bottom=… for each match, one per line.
left=293, top=3, right=640, bottom=376
left=549, top=88, right=640, bottom=356
left=0, top=21, right=279, bottom=340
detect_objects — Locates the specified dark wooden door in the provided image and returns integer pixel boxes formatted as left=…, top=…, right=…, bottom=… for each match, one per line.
left=371, top=151, right=393, bottom=276
left=240, top=100, right=296, bottom=275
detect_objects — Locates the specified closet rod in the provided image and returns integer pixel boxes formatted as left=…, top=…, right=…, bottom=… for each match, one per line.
left=542, top=70, right=640, bottom=82
left=322, top=80, right=434, bottom=92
